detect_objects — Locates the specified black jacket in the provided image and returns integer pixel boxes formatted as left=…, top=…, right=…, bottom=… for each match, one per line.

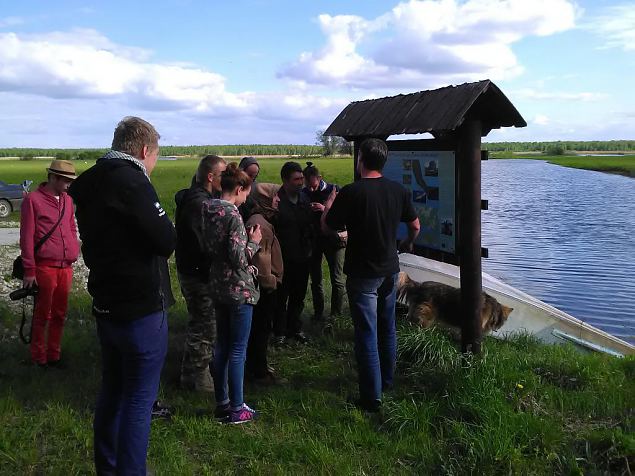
left=274, top=188, right=314, bottom=263
left=303, top=180, right=340, bottom=233
left=174, top=183, right=215, bottom=279
left=69, top=158, right=176, bottom=321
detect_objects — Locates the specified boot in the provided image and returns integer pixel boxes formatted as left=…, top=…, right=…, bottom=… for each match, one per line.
left=180, top=368, right=214, bottom=393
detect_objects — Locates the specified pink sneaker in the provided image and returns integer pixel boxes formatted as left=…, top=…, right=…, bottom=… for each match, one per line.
left=226, top=403, right=259, bottom=424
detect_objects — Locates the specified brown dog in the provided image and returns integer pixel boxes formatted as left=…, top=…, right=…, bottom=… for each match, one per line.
left=397, top=272, right=513, bottom=335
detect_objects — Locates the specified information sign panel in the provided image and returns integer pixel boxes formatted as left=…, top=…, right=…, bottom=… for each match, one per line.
left=383, top=150, right=456, bottom=253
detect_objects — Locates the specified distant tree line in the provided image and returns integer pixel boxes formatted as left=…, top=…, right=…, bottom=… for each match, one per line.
left=160, top=144, right=325, bottom=156
left=2, top=140, right=632, bottom=161
left=0, top=144, right=326, bottom=160
left=483, top=140, right=635, bottom=153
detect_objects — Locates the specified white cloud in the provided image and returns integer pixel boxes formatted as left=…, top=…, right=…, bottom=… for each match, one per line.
left=586, top=3, right=635, bottom=51
left=512, top=88, right=607, bottom=102
left=0, top=29, right=235, bottom=109
left=279, top=0, right=579, bottom=89
left=0, top=29, right=346, bottom=124
left=532, top=114, right=549, bottom=125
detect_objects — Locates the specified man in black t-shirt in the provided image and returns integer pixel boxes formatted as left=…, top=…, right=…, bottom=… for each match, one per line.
left=322, top=138, right=420, bottom=412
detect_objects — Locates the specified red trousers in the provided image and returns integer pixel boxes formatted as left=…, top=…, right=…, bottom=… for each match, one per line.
left=31, top=266, right=73, bottom=364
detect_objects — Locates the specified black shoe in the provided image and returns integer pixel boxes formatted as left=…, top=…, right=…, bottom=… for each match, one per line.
left=253, top=370, right=289, bottom=386
left=347, top=396, right=381, bottom=413
left=47, top=359, right=66, bottom=370
left=291, top=332, right=309, bottom=344
left=151, top=400, right=172, bottom=420
left=214, top=403, right=231, bottom=423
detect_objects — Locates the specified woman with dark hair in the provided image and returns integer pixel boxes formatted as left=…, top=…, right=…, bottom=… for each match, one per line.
left=302, top=162, right=346, bottom=327
left=203, top=163, right=262, bottom=424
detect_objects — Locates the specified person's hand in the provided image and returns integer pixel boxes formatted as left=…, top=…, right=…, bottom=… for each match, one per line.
left=311, top=202, right=325, bottom=212
left=324, top=188, right=337, bottom=209
left=23, top=276, right=37, bottom=289
left=398, top=240, right=414, bottom=253
left=272, top=195, right=280, bottom=210
left=248, top=224, right=262, bottom=244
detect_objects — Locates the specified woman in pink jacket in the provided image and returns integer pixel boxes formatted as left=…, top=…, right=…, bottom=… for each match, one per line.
left=20, top=160, right=80, bottom=367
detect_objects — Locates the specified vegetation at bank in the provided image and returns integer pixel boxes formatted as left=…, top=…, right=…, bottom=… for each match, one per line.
left=0, top=158, right=633, bottom=474
left=544, top=155, right=635, bottom=177
left=490, top=153, right=635, bottom=177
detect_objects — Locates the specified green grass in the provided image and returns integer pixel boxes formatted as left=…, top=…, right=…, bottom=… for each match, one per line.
left=0, top=157, right=354, bottom=220
left=545, top=155, right=635, bottom=177
left=490, top=153, right=635, bottom=177
left=1, top=158, right=634, bottom=475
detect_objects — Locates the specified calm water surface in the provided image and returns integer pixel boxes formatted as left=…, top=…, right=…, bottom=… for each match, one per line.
left=481, top=159, right=635, bottom=345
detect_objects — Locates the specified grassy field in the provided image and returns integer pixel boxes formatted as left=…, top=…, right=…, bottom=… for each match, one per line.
left=0, top=157, right=355, bottom=221
left=490, top=153, right=635, bottom=177
left=0, top=158, right=634, bottom=475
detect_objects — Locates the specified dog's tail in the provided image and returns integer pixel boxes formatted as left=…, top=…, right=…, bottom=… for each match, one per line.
left=397, top=271, right=416, bottom=303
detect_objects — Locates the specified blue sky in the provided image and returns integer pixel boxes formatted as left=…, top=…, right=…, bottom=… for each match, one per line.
left=0, top=0, right=633, bottom=147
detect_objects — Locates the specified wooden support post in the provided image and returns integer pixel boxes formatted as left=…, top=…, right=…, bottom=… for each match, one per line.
left=457, top=119, right=483, bottom=354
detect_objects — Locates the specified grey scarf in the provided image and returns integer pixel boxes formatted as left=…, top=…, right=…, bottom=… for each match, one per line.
left=101, top=150, right=150, bottom=180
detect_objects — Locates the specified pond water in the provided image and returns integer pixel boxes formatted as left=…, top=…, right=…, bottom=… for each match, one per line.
left=481, top=159, right=635, bottom=345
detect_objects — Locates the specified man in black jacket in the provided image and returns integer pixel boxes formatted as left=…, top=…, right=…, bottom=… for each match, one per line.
left=175, top=155, right=226, bottom=392
left=273, top=161, right=314, bottom=344
left=69, top=116, right=176, bottom=475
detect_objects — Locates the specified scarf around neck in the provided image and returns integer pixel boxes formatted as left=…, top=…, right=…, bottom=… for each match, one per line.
left=101, top=150, right=150, bottom=180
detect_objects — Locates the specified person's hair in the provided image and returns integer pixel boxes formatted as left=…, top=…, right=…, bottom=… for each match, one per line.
left=303, top=161, right=320, bottom=178
left=359, top=138, right=388, bottom=171
left=111, top=116, right=160, bottom=156
left=239, top=156, right=259, bottom=171
left=196, top=155, right=226, bottom=184
left=280, top=161, right=303, bottom=181
left=221, top=162, right=252, bottom=192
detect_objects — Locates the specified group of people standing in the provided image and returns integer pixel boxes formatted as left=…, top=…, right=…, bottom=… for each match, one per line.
left=19, top=115, right=420, bottom=474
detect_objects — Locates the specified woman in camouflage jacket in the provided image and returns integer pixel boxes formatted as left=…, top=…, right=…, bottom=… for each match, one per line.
left=203, top=163, right=262, bottom=424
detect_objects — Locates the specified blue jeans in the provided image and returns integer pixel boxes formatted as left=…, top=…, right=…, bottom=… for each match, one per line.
left=213, top=302, right=253, bottom=408
left=346, top=273, right=399, bottom=404
left=94, top=310, right=168, bottom=476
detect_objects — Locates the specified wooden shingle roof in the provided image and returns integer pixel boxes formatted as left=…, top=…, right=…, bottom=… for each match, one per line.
left=324, top=80, right=526, bottom=140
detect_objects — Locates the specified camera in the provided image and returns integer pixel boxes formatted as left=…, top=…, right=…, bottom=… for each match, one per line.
left=9, top=287, right=38, bottom=301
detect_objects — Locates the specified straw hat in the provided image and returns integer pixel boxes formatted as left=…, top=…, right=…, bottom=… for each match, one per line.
left=47, top=159, right=77, bottom=180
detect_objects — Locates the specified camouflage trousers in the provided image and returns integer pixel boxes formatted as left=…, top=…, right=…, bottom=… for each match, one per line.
left=179, top=272, right=216, bottom=379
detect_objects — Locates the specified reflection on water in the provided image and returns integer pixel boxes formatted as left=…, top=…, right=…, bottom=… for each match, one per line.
left=481, top=159, right=635, bottom=344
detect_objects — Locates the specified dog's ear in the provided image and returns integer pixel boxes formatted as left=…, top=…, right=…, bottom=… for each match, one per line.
left=491, top=304, right=513, bottom=330
left=501, top=305, right=513, bottom=320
